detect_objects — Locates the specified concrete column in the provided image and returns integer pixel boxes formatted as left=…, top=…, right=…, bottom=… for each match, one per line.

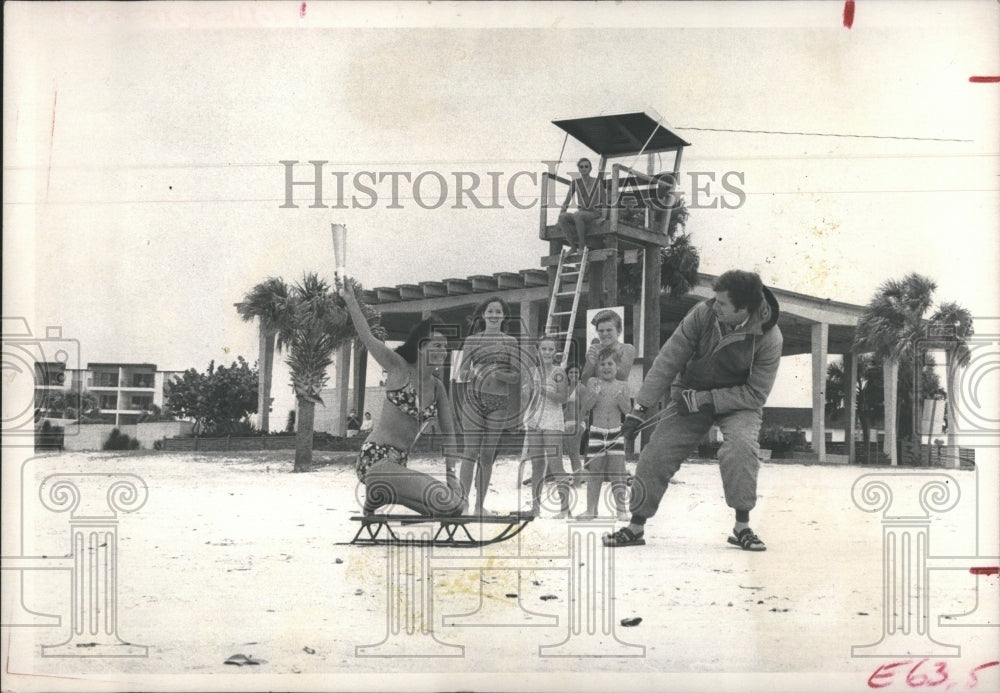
left=944, top=353, right=959, bottom=465
left=845, top=352, right=858, bottom=464
left=116, top=366, right=124, bottom=426
left=811, top=323, right=828, bottom=462
left=352, top=343, right=368, bottom=422
left=335, top=341, right=352, bottom=437
left=883, top=358, right=899, bottom=466
left=519, top=299, right=541, bottom=339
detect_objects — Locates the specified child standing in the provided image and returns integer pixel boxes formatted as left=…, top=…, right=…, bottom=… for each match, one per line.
left=579, top=347, right=631, bottom=520
left=563, top=363, right=586, bottom=485
left=524, top=335, right=571, bottom=518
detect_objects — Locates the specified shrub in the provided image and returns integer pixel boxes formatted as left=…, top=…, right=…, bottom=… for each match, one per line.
left=104, top=428, right=141, bottom=451
left=35, top=421, right=65, bottom=451
left=759, top=425, right=793, bottom=455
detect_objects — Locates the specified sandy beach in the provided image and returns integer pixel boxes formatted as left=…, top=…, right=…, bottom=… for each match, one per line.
left=3, top=450, right=997, bottom=692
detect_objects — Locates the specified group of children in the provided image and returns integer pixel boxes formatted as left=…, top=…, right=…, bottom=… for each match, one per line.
left=523, top=334, right=631, bottom=520
left=341, top=277, right=637, bottom=520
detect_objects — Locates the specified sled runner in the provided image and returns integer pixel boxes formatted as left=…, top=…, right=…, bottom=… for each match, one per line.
left=344, top=512, right=535, bottom=547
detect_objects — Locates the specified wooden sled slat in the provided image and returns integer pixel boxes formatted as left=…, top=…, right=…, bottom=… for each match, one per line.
left=342, top=513, right=535, bottom=548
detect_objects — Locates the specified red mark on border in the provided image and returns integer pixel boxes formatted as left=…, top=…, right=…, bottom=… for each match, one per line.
left=970, top=566, right=999, bottom=575
left=868, top=660, right=1000, bottom=689
left=843, top=1, right=855, bottom=29
left=299, top=2, right=306, bottom=18
left=969, top=76, right=1000, bottom=84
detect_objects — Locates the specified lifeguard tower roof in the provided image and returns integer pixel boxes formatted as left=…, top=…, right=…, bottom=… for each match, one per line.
left=552, top=111, right=691, bottom=158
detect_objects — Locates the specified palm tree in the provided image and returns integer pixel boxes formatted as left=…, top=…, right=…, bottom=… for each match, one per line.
left=275, top=274, right=351, bottom=472
left=854, top=273, right=937, bottom=465
left=927, top=301, right=974, bottom=449
left=44, top=390, right=100, bottom=421
left=826, top=355, right=884, bottom=463
left=237, top=277, right=291, bottom=434
left=658, top=232, right=701, bottom=300
left=241, top=273, right=385, bottom=473
left=620, top=197, right=700, bottom=302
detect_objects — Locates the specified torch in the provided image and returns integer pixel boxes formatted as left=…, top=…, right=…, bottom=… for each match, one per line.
left=331, top=223, right=347, bottom=282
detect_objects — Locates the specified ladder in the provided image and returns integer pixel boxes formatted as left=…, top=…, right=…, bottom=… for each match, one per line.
left=543, top=247, right=589, bottom=366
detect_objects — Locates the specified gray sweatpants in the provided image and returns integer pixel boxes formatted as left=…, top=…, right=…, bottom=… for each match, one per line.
left=630, top=402, right=762, bottom=519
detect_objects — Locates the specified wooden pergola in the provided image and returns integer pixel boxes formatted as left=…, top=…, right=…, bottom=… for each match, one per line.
left=335, top=269, right=867, bottom=462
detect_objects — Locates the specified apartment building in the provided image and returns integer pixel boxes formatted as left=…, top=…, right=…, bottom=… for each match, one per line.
left=35, top=361, right=184, bottom=426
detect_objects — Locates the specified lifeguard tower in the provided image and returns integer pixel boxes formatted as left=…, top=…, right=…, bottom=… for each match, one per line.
left=538, top=110, right=691, bottom=371
left=324, top=109, right=869, bottom=464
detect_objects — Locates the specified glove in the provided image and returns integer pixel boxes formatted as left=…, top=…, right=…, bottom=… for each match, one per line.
left=621, top=404, right=648, bottom=441
left=678, top=389, right=714, bottom=416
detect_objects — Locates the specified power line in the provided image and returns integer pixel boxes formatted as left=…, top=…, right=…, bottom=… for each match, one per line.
left=674, top=126, right=973, bottom=143
left=5, top=149, right=994, bottom=173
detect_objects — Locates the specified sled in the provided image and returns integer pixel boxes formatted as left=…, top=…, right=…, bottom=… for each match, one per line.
left=344, top=512, right=535, bottom=547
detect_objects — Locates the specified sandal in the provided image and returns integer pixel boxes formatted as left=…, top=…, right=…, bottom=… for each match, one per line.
left=602, top=527, right=645, bottom=547
left=727, top=527, right=766, bottom=551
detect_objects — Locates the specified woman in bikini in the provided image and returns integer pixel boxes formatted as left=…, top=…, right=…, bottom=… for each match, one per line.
left=340, top=281, right=465, bottom=516
left=457, top=296, right=520, bottom=515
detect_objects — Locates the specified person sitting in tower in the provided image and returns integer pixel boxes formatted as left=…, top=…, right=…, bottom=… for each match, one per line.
left=558, top=157, right=606, bottom=254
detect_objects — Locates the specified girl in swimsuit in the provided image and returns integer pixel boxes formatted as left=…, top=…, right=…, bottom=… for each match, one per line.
left=457, top=296, right=520, bottom=515
left=563, top=363, right=586, bottom=485
left=340, top=281, right=465, bottom=516
left=524, top=335, right=571, bottom=518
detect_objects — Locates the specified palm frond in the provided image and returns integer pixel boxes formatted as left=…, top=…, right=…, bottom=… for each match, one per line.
left=660, top=232, right=701, bottom=300
left=237, top=277, right=292, bottom=330
left=854, top=273, right=937, bottom=361
left=929, top=301, right=975, bottom=369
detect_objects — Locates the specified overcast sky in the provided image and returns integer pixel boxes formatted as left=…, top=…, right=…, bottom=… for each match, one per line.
left=5, top=1, right=998, bottom=420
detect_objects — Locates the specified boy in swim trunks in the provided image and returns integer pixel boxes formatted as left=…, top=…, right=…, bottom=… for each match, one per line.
left=579, top=347, right=630, bottom=521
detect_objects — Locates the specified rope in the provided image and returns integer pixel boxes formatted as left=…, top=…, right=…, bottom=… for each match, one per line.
left=626, top=114, right=665, bottom=175
left=555, top=132, right=569, bottom=172
left=578, top=405, right=673, bottom=469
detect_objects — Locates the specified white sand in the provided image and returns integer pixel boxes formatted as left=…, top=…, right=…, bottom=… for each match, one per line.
left=2, top=451, right=998, bottom=693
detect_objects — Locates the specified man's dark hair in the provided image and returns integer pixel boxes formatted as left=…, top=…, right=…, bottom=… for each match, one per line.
left=712, top=270, right=764, bottom=312
left=591, top=309, right=623, bottom=333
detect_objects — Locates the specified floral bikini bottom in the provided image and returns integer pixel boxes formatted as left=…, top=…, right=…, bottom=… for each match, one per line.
left=356, top=440, right=409, bottom=481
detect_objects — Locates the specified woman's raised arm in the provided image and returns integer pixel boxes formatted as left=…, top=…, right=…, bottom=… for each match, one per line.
left=339, top=282, right=406, bottom=373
